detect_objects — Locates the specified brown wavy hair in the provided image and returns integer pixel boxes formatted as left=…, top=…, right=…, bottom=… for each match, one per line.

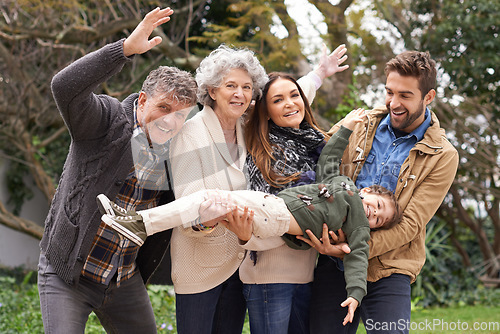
left=365, top=185, right=403, bottom=230
left=244, top=72, right=329, bottom=188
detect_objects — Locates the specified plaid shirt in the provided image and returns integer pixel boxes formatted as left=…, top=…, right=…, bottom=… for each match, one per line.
left=81, top=103, right=170, bottom=286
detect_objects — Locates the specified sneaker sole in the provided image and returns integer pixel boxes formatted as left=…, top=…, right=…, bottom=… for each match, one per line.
left=101, top=215, right=145, bottom=246
left=96, top=194, right=115, bottom=216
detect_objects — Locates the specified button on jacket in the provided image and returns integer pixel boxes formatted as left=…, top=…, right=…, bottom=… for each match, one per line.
left=328, top=106, right=459, bottom=282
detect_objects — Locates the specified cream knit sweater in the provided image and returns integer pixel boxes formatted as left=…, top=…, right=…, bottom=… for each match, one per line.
left=169, top=74, right=318, bottom=293
left=239, top=73, right=320, bottom=285
left=169, top=106, right=248, bottom=294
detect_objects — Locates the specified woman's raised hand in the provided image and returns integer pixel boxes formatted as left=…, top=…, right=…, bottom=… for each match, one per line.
left=314, top=43, right=349, bottom=80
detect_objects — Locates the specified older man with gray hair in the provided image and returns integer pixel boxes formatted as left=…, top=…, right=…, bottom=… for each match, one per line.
left=38, top=7, right=197, bottom=333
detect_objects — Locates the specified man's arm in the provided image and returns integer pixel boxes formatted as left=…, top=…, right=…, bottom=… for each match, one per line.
left=51, top=7, right=174, bottom=141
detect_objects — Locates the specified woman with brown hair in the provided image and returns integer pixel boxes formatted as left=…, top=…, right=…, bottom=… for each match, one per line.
left=239, top=46, right=348, bottom=334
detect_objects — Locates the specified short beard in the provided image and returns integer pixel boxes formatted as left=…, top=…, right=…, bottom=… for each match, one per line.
left=389, top=100, right=425, bottom=132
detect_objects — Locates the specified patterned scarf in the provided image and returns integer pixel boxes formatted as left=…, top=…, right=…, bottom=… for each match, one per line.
left=245, top=120, right=325, bottom=264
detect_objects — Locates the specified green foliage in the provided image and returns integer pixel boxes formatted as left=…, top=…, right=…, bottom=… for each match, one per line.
left=420, top=0, right=500, bottom=106
left=0, top=272, right=44, bottom=334
left=324, top=80, right=369, bottom=124
left=189, top=0, right=302, bottom=72
left=412, top=218, right=498, bottom=308
left=5, top=162, right=34, bottom=215
left=357, top=304, right=500, bottom=334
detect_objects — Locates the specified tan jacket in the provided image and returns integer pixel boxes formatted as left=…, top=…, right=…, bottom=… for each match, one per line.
left=328, top=106, right=459, bottom=283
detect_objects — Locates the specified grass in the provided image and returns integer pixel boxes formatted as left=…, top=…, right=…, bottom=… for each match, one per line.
left=0, top=269, right=498, bottom=333
left=356, top=304, right=500, bottom=334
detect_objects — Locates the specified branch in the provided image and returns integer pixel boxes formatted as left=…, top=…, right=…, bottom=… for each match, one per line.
left=35, top=126, right=68, bottom=150
left=0, top=199, right=43, bottom=240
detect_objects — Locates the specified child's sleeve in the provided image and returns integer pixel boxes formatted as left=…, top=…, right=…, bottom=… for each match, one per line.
left=316, top=126, right=352, bottom=183
left=341, top=196, right=370, bottom=304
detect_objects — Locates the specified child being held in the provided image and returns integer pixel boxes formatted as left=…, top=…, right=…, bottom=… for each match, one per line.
left=96, top=108, right=402, bottom=324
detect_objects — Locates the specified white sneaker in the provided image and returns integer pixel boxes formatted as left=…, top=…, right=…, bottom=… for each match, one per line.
left=96, top=194, right=132, bottom=217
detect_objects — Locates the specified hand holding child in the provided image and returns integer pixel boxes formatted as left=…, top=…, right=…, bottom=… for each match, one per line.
left=221, top=206, right=255, bottom=242
left=198, top=190, right=233, bottom=227
left=296, top=224, right=351, bottom=257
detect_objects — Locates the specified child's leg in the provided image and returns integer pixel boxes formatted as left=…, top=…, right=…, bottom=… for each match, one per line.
left=139, top=189, right=211, bottom=235
left=99, top=189, right=228, bottom=246
left=225, top=191, right=291, bottom=239
left=100, top=189, right=295, bottom=244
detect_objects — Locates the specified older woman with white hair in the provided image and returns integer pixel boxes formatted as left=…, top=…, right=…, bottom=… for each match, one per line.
left=168, top=44, right=267, bottom=333
left=167, top=43, right=343, bottom=333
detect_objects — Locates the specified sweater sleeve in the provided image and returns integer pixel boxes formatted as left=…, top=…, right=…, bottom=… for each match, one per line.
left=316, top=126, right=352, bottom=183
left=297, top=72, right=319, bottom=105
left=51, top=39, right=132, bottom=141
left=240, top=235, right=286, bottom=251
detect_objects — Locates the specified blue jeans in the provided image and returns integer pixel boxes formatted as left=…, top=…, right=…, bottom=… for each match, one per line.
left=175, top=270, right=246, bottom=334
left=38, top=252, right=156, bottom=333
left=243, top=283, right=312, bottom=334
left=310, top=255, right=411, bottom=334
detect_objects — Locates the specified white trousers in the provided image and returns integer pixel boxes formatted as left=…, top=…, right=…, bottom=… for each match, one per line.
left=139, top=189, right=290, bottom=238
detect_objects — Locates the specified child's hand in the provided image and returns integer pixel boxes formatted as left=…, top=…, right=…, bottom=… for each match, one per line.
left=221, top=206, right=255, bottom=242
left=341, top=297, right=359, bottom=325
left=343, top=108, right=366, bottom=130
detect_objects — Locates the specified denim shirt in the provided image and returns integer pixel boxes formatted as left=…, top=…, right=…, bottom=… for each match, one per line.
left=355, top=109, right=431, bottom=192
left=332, top=109, right=431, bottom=271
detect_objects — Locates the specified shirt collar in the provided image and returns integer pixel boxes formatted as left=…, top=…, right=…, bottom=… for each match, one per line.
left=380, top=108, right=431, bottom=140
left=132, top=98, right=144, bottom=138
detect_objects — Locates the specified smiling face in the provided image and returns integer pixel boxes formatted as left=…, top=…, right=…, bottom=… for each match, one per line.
left=385, top=71, right=436, bottom=133
left=265, top=78, right=305, bottom=129
left=209, top=68, right=253, bottom=130
left=360, top=188, right=396, bottom=229
left=136, top=91, right=194, bottom=144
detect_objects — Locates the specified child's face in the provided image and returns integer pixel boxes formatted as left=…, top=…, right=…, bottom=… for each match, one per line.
left=360, top=189, right=395, bottom=229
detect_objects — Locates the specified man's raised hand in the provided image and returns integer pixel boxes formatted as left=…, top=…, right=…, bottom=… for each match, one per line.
left=123, top=7, right=174, bottom=57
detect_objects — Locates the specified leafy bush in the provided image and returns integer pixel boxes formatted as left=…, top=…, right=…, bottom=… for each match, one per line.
left=0, top=268, right=247, bottom=333
left=412, top=218, right=499, bottom=307
left=0, top=272, right=44, bottom=334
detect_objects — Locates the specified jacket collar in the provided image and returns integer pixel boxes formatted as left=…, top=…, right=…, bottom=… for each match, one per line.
left=368, top=106, right=446, bottom=154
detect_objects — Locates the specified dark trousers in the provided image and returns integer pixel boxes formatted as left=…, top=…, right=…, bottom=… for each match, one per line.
left=310, top=255, right=411, bottom=334
left=175, top=269, right=246, bottom=334
left=38, top=252, right=156, bottom=333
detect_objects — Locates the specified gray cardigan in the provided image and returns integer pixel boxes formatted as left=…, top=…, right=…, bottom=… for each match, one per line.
left=40, top=40, right=171, bottom=286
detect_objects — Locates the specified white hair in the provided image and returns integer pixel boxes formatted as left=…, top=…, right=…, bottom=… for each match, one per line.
left=195, top=44, right=268, bottom=107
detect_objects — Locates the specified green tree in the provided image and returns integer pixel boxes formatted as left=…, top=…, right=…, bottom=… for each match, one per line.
left=0, top=0, right=207, bottom=238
